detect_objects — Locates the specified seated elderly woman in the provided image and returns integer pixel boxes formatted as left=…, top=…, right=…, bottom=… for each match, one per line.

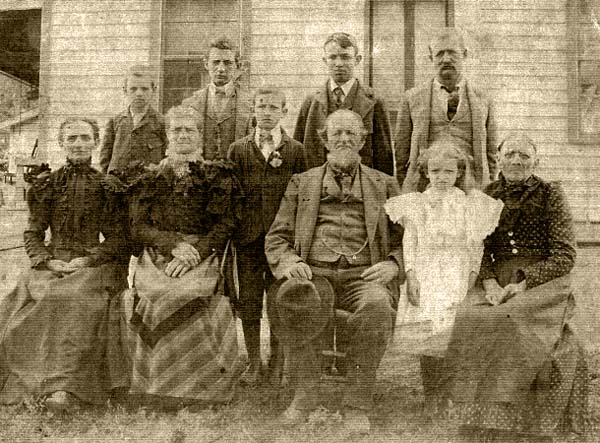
left=0, top=118, right=128, bottom=412
left=123, top=105, right=244, bottom=405
left=442, top=134, right=588, bottom=439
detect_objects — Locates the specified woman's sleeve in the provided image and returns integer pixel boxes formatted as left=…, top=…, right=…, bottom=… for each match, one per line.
left=402, top=219, right=418, bottom=274
left=188, top=170, right=243, bottom=258
left=384, top=193, right=420, bottom=226
left=23, top=172, right=53, bottom=268
left=131, top=179, right=184, bottom=257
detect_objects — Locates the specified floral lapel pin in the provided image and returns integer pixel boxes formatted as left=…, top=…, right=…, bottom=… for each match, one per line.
left=268, top=150, right=283, bottom=168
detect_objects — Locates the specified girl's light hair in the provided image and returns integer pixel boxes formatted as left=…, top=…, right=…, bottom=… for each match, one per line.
left=404, top=140, right=476, bottom=193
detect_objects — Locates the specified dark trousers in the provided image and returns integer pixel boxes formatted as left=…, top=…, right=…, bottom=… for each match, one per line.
left=236, top=236, right=275, bottom=321
left=286, top=264, right=395, bottom=411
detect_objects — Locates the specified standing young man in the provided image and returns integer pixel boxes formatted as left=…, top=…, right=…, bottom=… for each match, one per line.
left=100, top=65, right=167, bottom=173
left=228, top=88, right=307, bottom=384
left=293, top=32, right=393, bottom=174
left=182, top=37, right=253, bottom=160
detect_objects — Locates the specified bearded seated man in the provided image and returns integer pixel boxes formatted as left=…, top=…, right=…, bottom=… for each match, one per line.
left=265, top=109, right=405, bottom=435
left=442, top=134, right=589, bottom=440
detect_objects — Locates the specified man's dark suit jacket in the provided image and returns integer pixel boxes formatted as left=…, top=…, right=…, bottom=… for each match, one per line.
left=100, top=106, right=167, bottom=173
left=293, top=80, right=393, bottom=175
left=228, top=129, right=307, bottom=247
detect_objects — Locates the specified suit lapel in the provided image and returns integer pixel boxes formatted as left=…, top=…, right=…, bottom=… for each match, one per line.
left=235, top=87, right=252, bottom=140
left=297, top=166, right=326, bottom=260
left=409, top=80, right=433, bottom=165
left=350, top=82, right=375, bottom=121
left=465, top=80, right=486, bottom=182
left=360, top=164, right=384, bottom=251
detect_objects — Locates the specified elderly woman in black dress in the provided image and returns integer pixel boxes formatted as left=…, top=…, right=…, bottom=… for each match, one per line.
left=122, top=105, right=244, bottom=405
left=0, top=118, right=128, bottom=412
left=442, top=134, right=588, bottom=440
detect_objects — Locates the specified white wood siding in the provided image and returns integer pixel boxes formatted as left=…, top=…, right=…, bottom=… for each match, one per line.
left=249, top=0, right=367, bottom=134
left=40, top=0, right=159, bottom=166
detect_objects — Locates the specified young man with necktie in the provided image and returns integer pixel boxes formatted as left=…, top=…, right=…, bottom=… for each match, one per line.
left=293, top=32, right=393, bottom=175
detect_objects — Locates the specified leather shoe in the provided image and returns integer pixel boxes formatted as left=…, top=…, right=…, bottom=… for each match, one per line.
left=45, top=391, right=81, bottom=413
left=344, top=408, right=371, bottom=435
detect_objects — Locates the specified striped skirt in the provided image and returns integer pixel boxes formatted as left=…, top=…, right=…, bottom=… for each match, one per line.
left=124, top=250, right=244, bottom=403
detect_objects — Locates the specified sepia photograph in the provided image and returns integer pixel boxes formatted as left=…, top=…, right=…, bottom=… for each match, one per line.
left=0, top=0, right=599, bottom=441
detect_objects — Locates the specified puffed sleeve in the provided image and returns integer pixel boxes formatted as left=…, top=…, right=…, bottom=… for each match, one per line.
left=384, top=192, right=423, bottom=226
left=23, top=169, right=54, bottom=268
left=130, top=176, right=185, bottom=257
left=192, top=163, right=244, bottom=258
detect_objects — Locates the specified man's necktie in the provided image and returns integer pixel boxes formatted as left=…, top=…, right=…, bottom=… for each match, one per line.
left=214, top=88, right=227, bottom=117
left=333, top=87, right=345, bottom=108
left=444, top=87, right=460, bottom=121
left=259, top=131, right=274, bottom=158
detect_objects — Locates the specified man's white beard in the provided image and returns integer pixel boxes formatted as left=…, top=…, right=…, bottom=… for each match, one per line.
left=327, top=149, right=361, bottom=172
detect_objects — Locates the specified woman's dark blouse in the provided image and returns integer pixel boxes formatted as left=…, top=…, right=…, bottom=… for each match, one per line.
left=23, top=161, right=125, bottom=268
left=131, top=160, right=242, bottom=260
left=479, top=174, right=576, bottom=289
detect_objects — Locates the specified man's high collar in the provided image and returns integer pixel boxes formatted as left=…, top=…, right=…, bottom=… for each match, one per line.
left=329, top=78, right=356, bottom=96
left=255, top=124, right=283, bottom=148
left=434, top=76, right=465, bottom=93
left=209, top=81, right=235, bottom=97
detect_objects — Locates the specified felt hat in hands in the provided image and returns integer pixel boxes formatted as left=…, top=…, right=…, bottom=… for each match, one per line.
left=267, top=275, right=335, bottom=346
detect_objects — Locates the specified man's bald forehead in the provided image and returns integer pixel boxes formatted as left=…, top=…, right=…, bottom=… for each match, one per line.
left=326, top=110, right=364, bottom=130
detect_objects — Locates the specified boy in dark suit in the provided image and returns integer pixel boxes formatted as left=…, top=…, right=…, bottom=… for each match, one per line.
left=100, top=65, right=167, bottom=173
left=228, top=88, right=307, bottom=384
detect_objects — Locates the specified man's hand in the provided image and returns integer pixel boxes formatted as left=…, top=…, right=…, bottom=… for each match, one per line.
left=46, top=259, right=77, bottom=274
left=361, top=260, right=399, bottom=285
left=165, top=258, right=191, bottom=278
left=171, top=242, right=200, bottom=268
left=405, top=270, right=420, bottom=307
left=501, top=281, right=526, bottom=303
left=483, top=278, right=504, bottom=306
left=282, top=262, right=312, bottom=280
left=69, top=257, right=92, bottom=269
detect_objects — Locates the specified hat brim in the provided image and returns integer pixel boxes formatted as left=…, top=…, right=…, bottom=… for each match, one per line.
left=267, top=274, right=335, bottom=346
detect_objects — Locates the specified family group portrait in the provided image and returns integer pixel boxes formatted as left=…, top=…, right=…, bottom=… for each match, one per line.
left=1, top=0, right=600, bottom=442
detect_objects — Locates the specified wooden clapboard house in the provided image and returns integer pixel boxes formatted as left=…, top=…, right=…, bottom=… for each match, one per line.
left=1, top=0, right=599, bottom=240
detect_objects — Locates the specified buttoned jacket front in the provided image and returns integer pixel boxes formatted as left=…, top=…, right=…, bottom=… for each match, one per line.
left=100, top=106, right=168, bottom=173
left=394, top=78, right=498, bottom=189
left=182, top=85, right=253, bottom=159
left=293, top=80, right=393, bottom=175
left=265, top=163, right=405, bottom=303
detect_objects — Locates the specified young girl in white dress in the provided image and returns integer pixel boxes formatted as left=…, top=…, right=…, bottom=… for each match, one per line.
left=385, top=142, right=503, bottom=354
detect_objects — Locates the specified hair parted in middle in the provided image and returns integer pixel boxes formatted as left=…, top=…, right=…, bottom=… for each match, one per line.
left=165, top=105, right=201, bottom=131
left=405, top=139, right=476, bottom=193
left=123, top=64, right=156, bottom=91
left=58, top=117, right=101, bottom=145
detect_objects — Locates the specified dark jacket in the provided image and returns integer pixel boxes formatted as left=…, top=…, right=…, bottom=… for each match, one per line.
left=228, top=129, right=307, bottom=246
left=293, top=80, right=393, bottom=175
left=23, top=161, right=126, bottom=268
left=479, top=174, right=576, bottom=289
left=100, top=106, right=168, bottom=173
left=130, top=160, right=243, bottom=261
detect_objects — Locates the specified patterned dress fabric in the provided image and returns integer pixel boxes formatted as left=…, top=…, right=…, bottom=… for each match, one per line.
left=444, top=175, right=588, bottom=436
left=124, top=159, right=245, bottom=402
